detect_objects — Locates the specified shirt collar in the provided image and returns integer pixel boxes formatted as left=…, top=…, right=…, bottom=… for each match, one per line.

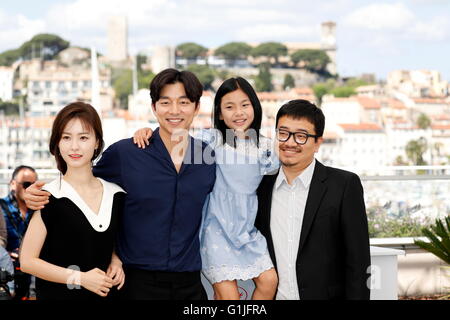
left=42, top=178, right=126, bottom=232
left=275, top=158, right=316, bottom=190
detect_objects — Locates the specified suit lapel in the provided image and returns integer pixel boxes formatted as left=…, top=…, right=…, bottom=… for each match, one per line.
left=297, top=161, right=328, bottom=256
left=258, top=170, right=279, bottom=269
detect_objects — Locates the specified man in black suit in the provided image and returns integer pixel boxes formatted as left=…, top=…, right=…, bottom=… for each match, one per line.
left=255, top=99, right=371, bottom=300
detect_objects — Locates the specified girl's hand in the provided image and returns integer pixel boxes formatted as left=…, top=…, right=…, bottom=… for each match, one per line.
left=133, top=128, right=153, bottom=148
left=80, top=268, right=114, bottom=297
left=107, top=258, right=125, bottom=290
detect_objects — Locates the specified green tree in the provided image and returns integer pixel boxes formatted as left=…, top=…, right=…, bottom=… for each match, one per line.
left=345, top=77, right=371, bottom=87
left=0, top=100, right=20, bottom=116
left=138, top=71, right=155, bottom=90
left=214, top=42, right=252, bottom=60
left=283, top=73, right=295, bottom=90
left=254, top=63, right=273, bottom=92
left=330, top=86, right=355, bottom=97
left=405, top=137, right=428, bottom=165
left=135, top=54, right=155, bottom=89
left=250, top=42, right=287, bottom=66
left=176, top=42, right=208, bottom=59
left=417, top=113, right=431, bottom=130
left=112, top=68, right=133, bottom=109
left=312, top=80, right=335, bottom=105
left=394, top=155, right=408, bottom=166
left=136, top=54, right=148, bottom=71
left=0, top=49, right=21, bottom=66
left=0, top=34, right=70, bottom=66
left=291, top=49, right=330, bottom=73
left=186, top=64, right=215, bottom=90
left=19, top=34, right=70, bottom=60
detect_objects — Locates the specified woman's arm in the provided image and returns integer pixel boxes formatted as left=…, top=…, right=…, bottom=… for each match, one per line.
left=20, top=211, right=114, bottom=297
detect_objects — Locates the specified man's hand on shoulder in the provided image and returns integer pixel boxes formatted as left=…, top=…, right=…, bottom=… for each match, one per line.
left=24, top=181, right=51, bottom=210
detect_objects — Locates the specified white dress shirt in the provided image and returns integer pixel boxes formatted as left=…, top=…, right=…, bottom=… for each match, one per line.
left=270, top=159, right=316, bottom=300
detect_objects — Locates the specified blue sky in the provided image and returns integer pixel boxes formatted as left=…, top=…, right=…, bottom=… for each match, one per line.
left=1, top=0, right=449, bottom=81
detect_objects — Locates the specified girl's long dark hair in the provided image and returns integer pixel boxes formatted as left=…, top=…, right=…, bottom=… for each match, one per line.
left=213, top=77, right=262, bottom=147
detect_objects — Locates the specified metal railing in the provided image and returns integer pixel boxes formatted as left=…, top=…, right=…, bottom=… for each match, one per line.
left=1, top=166, right=448, bottom=251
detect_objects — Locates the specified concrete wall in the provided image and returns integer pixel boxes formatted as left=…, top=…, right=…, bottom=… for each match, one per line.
left=397, top=249, right=450, bottom=297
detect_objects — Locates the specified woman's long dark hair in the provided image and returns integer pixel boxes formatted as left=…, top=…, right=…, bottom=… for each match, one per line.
left=213, top=77, right=262, bottom=147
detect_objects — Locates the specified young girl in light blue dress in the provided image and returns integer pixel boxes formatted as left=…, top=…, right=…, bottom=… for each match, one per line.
left=134, top=77, right=279, bottom=300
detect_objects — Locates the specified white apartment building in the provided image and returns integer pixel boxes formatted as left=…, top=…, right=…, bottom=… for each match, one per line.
left=385, top=123, right=431, bottom=165
left=318, top=123, right=387, bottom=172
left=410, top=98, right=450, bottom=118
left=0, top=117, right=54, bottom=169
left=321, top=96, right=382, bottom=126
left=0, top=66, right=14, bottom=102
left=19, top=60, right=114, bottom=115
left=387, top=69, right=448, bottom=98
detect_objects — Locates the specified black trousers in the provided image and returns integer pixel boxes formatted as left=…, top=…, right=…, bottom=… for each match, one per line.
left=116, top=267, right=207, bottom=300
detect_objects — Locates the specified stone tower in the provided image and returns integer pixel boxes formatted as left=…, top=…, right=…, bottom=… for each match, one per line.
left=107, top=16, right=128, bottom=62
left=321, top=21, right=337, bottom=75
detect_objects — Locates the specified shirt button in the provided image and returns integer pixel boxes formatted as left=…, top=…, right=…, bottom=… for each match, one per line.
left=99, top=225, right=102, bottom=228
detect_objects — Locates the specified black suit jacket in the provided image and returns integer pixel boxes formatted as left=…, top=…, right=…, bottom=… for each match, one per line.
left=255, top=160, right=371, bottom=300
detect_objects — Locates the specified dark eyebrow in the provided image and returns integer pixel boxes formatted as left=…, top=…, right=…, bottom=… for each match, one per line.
left=278, top=126, right=308, bottom=133
left=62, top=132, right=91, bottom=135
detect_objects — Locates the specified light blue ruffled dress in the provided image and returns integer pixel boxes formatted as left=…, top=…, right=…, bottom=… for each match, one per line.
left=196, top=129, right=279, bottom=284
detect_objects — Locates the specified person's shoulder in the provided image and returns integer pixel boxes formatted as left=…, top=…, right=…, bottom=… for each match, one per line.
left=111, top=138, right=134, bottom=149
left=106, top=138, right=142, bottom=155
left=98, top=178, right=126, bottom=195
left=41, top=179, right=63, bottom=198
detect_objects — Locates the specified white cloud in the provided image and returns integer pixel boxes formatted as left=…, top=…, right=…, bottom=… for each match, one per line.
left=236, top=24, right=316, bottom=42
left=0, top=9, right=46, bottom=50
left=409, top=16, right=450, bottom=41
left=343, top=3, right=415, bottom=30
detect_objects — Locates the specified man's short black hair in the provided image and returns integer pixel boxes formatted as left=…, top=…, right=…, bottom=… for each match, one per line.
left=275, top=99, right=325, bottom=139
left=11, top=165, right=36, bottom=181
left=149, top=68, right=203, bottom=107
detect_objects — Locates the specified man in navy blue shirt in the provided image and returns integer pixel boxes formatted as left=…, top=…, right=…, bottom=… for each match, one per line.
left=25, top=69, right=216, bottom=300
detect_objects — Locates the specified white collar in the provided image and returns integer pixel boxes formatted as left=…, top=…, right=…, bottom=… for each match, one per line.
left=43, top=178, right=125, bottom=232
left=275, top=159, right=316, bottom=190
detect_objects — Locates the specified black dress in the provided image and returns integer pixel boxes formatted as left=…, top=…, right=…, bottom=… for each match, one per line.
left=36, top=178, right=125, bottom=300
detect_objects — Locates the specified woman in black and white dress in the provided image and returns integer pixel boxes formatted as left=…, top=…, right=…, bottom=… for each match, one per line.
left=20, top=102, right=126, bottom=300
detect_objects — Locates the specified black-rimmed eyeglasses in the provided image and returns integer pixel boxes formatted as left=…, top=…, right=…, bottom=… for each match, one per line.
left=275, top=129, right=318, bottom=145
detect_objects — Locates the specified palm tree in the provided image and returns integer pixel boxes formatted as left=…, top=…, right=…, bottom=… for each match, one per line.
left=414, top=216, right=450, bottom=299
left=415, top=216, right=450, bottom=264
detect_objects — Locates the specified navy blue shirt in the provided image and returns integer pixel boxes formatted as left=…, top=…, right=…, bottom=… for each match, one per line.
left=93, top=128, right=216, bottom=272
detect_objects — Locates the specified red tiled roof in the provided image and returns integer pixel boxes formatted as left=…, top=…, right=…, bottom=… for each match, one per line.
left=386, top=98, right=406, bottom=109
left=290, top=87, right=314, bottom=95
left=432, top=114, right=450, bottom=121
left=257, top=89, right=315, bottom=102
left=338, top=123, right=383, bottom=132
left=432, top=125, right=450, bottom=130
left=413, top=98, right=448, bottom=104
left=325, top=97, right=380, bottom=109
left=357, top=97, right=381, bottom=109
